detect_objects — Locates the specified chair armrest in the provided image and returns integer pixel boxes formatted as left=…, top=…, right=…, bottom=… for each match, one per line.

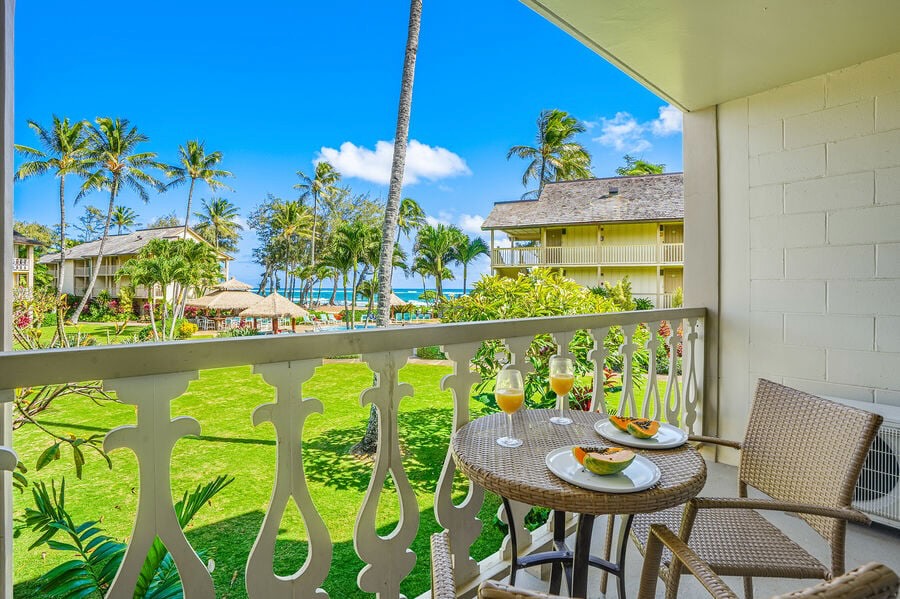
left=478, top=580, right=569, bottom=599
left=771, top=562, right=900, bottom=599
left=688, top=435, right=742, bottom=450
left=636, top=524, right=739, bottom=599
left=689, top=497, right=871, bottom=524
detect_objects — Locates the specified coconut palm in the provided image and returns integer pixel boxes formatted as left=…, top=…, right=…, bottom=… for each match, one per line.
left=193, top=197, right=243, bottom=252
left=72, top=117, right=166, bottom=324
left=111, top=205, right=138, bottom=235
left=374, top=0, right=423, bottom=331
left=270, top=200, right=312, bottom=298
left=454, top=235, right=489, bottom=294
left=507, top=109, right=592, bottom=198
left=165, top=140, right=233, bottom=230
left=333, top=220, right=379, bottom=328
left=616, top=154, right=665, bottom=176
left=414, top=223, right=465, bottom=299
left=396, top=197, right=426, bottom=244
left=294, top=162, right=340, bottom=270
left=14, top=116, right=92, bottom=295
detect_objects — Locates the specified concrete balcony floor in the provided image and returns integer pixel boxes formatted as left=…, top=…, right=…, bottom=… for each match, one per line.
left=510, top=460, right=900, bottom=598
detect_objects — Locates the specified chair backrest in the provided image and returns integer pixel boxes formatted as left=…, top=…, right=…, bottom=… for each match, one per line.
left=739, top=380, right=882, bottom=556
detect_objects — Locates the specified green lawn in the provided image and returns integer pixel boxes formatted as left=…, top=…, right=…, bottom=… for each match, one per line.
left=12, top=362, right=663, bottom=597
left=12, top=362, right=508, bottom=598
left=19, top=322, right=146, bottom=349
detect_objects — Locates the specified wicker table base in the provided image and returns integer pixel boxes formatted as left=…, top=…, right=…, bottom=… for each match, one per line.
left=452, top=409, right=706, bottom=598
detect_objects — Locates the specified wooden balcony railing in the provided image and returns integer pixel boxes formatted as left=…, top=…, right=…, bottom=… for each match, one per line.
left=11, top=258, right=29, bottom=272
left=492, top=243, right=684, bottom=267
left=0, top=308, right=706, bottom=597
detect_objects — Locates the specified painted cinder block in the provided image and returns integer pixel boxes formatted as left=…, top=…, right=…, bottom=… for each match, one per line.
left=828, top=280, right=900, bottom=316
left=784, top=171, right=873, bottom=213
left=828, top=204, right=900, bottom=245
left=876, top=90, right=900, bottom=133
left=784, top=99, right=874, bottom=149
left=750, top=213, right=825, bottom=249
left=827, top=52, right=900, bottom=107
left=749, top=342, right=826, bottom=379
left=828, top=128, right=900, bottom=175
left=876, top=316, right=900, bottom=353
left=828, top=348, right=900, bottom=390
left=784, top=313, right=874, bottom=351
left=749, top=184, right=784, bottom=217
left=750, top=280, right=826, bottom=312
left=750, top=76, right=825, bottom=124
left=785, top=245, right=875, bottom=279
left=750, top=145, right=826, bottom=186
left=876, top=166, right=900, bottom=205
left=876, top=243, right=900, bottom=278
left=750, top=248, right=785, bottom=279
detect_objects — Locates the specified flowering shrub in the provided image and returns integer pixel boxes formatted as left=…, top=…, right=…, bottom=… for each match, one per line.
left=177, top=320, right=198, bottom=339
left=183, top=305, right=199, bottom=319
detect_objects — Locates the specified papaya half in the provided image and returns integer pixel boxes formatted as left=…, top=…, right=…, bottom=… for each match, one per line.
left=608, top=415, right=635, bottom=432
left=626, top=418, right=661, bottom=439
left=572, top=446, right=636, bottom=475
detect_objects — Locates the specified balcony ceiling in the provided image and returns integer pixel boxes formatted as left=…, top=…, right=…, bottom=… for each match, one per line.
left=520, top=0, right=900, bottom=111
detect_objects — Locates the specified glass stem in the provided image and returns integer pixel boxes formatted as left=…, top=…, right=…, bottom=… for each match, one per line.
left=507, top=412, right=513, bottom=440
left=560, top=393, right=567, bottom=417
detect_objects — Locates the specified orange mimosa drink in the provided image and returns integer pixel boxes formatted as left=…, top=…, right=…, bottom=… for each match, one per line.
left=495, top=388, right=524, bottom=414
left=550, top=374, right=575, bottom=396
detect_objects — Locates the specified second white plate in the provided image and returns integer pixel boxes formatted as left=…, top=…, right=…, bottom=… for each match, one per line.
left=545, top=446, right=661, bottom=493
left=594, top=420, right=688, bottom=449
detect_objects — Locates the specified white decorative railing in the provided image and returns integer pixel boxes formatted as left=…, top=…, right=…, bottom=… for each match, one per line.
left=11, top=258, right=29, bottom=272
left=492, top=243, right=684, bottom=267
left=0, top=307, right=706, bottom=598
left=75, top=265, right=118, bottom=277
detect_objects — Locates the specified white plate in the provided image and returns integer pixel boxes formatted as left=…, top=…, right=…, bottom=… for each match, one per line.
left=545, top=446, right=661, bottom=493
left=594, top=420, right=688, bottom=449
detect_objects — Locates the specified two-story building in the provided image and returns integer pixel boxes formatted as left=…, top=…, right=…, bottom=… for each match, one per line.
left=39, top=226, right=230, bottom=302
left=482, top=173, right=684, bottom=307
left=12, top=230, right=40, bottom=290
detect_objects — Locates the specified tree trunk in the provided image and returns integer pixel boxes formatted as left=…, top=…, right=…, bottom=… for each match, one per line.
left=463, top=263, right=468, bottom=295
left=329, top=275, right=338, bottom=305
left=57, top=176, right=67, bottom=296
left=309, top=193, right=318, bottom=308
left=183, top=178, right=196, bottom=230
left=71, top=183, right=118, bottom=323
left=149, top=295, right=159, bottom=342
left=342, top=273, right=349, bottom=330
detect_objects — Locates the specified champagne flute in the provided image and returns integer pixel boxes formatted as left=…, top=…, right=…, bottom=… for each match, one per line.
left=495, top=369, right=525, bottom=448
left=549, top=356, right=574, bottom=425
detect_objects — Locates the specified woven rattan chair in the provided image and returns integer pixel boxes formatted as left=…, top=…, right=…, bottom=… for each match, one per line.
left=430, top=532, right=571, bottom=599
left=637, top=524, right=899, bottom=599
left=631, top=379, right=884, bottom=599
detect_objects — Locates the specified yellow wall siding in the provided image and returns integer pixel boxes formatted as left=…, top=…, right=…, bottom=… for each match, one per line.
left=599, top=266, right=659, bottom=296
left=600, top=223, right=659, bottom=244
left=561, top=267, right=599, bottom=287
left=561, top=225, right=599, bottom=247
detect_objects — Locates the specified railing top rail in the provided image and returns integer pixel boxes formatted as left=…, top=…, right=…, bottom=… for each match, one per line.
left=0, top=307, right=705, bottom=389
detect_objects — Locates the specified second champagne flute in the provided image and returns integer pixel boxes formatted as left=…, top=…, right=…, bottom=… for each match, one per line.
left=549, top=356, right=574, bottom=425
left=495, top=368, right=525, bottom=447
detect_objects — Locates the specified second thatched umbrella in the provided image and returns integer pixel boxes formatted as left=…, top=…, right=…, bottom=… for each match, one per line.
left=187, top=278, right=262, bottom=314
left=239, top=292, right=309, bottom=333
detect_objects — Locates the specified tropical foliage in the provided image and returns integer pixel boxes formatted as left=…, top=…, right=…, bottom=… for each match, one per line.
left=615, top=154, right=665, bottom=176
left=507, top=109, right=592, bottom=198
left=193, top=197, right=243, bottom=253
left=165, top=140, right=232, bottom=229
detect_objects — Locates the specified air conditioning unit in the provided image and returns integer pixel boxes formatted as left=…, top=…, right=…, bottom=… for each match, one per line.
left=823, top=396, right=900, bottom=529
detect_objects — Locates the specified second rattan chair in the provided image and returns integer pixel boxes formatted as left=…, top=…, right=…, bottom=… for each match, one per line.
left=637, top=524, right=899, bottom=599
left=630, top=379, right=884, bottom=599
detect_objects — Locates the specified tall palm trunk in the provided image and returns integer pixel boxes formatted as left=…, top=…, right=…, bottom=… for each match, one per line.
left=183, top=178, right=196, bottom=230
left=435, top=258, right=443, bottom=298
left=57, top=177, right=67, bottom=295
left=463, top=263, right=468, bottom=295
left=148, top=295, right=159, bottom=342
left=308, top=194, right=318, bottom=308
left=341, top=273, right=350, bottom=330
left=357, top=0, right=423, bottom=457
left=329, top=276, right=338, bottom=305
left=72, top=182, right=118, bottom=324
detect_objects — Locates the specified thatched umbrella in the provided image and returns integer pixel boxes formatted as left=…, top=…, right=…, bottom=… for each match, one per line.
left=215, top=277, right=253, bottom=291
left=388, top=293, right=409, bottom=316
left=188, top=277, right=263, bottom=314
left=239, top=292, right=309, bottom=333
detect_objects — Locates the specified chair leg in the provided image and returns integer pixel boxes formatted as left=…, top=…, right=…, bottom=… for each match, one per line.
left=743, top=576, right=753, bottom=599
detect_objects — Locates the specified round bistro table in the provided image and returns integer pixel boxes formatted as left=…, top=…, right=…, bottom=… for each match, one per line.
left=451, top=409, right=706, bottom=599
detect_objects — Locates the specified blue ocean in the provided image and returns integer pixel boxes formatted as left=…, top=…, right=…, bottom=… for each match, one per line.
left=288, top=288, right=464, bottom=306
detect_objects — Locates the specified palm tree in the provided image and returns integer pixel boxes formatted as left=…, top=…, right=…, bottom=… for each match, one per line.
left=414, top=223, right=465, bottom=299
left=14, top=116, right=92, bottom=295
left=374, top=0, right=423, bottom=331
left=111, top=205, right=138, bottom=235
left=270, top=200, right=312, bottom=298
left=321, top=244, right=354, bottom=320
left=294, top=162, right=340, bottom=279
left=333, top=220, right=378, bottom=328
left=193, top=197, right=243, bottom=252
left=507, top=109, right=592, bottom=198
left=396, top=197, right=426, bottom=244
left=165, top=140, right=233, bottom=230
left=72, top=117, right=166, bottom=324
left=454, top=235, right=489, bottom=294
left=616, top=154, right=665, bottom=176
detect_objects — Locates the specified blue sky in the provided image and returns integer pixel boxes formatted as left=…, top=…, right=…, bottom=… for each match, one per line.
left=13, top=1, right=683, bottom=287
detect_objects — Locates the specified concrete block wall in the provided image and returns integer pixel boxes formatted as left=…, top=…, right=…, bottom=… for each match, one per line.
left=715, top=51, right=900, bottom=456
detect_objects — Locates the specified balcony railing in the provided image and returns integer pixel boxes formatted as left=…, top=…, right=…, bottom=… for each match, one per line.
left=11, top=258, right=29, bottom=272
left=75, top=265, right=119, bottom=277
left=0, top=307, right=706, bottom=597
left=492, top=243, right=684, bottom=267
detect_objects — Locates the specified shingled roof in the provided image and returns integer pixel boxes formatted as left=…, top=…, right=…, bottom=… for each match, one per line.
left=13, top=230, right=42, bottom=246
left=482, top=173, right=683, bottom=230
left=39, top=226, right=231, bottom=263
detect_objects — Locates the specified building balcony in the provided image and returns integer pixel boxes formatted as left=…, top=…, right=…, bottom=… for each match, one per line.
left=12, top=257, right=29, bottom=272
left=492, top=243, right=684, bottom=268
left=75, top=265, right=119, bottom=277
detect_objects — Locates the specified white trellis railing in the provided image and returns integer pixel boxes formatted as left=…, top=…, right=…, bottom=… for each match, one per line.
left=492, top=243, right=685, bottom=268
left=0, top=307, right=706, bottom=598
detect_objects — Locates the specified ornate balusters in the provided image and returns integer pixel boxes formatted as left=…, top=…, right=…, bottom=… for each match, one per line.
left=642, top=321, right=663, bottom=421
left=617, top=324, right=639, bottom=417
left=683, top=317, right=702, bottom=434
left=354, top=351, right=418, bottom=598
left=588, top=326, right=611, bottom=413
left=246, top=360, right=331, bottom=598
left=664, top=319, right=685, bottom=427
left=103, top=372, right=214, bottom=599
left=434, top=342, right=485, bottom=585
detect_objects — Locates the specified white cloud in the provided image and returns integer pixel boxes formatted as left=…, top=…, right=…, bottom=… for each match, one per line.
left=457, top=214, right=485, bottom=235
left=593, top=104, right=682, bottom=153
left=650, top=104, right=683, bottom=136
left=315, top=139, right=470, bottom=185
